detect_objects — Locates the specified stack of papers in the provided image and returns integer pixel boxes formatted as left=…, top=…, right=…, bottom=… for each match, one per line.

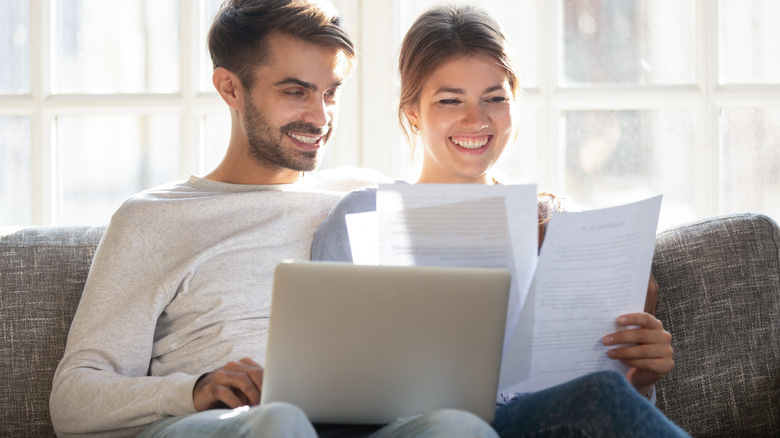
left=345, top=182, right=662, bottom=394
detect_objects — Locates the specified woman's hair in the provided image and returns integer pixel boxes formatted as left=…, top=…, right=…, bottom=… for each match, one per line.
left=397, top=3, right=522, bottom=149
left=207, top=0, right=355, bottom=89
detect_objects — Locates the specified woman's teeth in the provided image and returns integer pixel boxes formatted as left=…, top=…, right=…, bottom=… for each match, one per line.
left=451, top=136, right=489, bottom=149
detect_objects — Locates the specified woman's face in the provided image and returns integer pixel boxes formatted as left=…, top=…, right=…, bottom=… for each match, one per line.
left=407, top=53, right=516, bottom=184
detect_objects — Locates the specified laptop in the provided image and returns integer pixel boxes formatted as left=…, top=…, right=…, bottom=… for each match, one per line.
left=260, top=261, right=510, bottom=425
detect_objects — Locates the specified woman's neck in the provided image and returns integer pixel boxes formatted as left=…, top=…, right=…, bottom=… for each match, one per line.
left=415, top=173, right=496, bottom=185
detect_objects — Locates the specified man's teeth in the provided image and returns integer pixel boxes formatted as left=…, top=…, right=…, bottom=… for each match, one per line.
left=451, top=137, right=489, bottom=149
left=288, top=133, right=319, bottom=144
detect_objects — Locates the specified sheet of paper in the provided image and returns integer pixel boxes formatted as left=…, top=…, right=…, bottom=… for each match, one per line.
left=347, top=182, right=538, bottom=350
left=345, top=212, right=379, bottom=265
left=498, top=195, right=662, bottom=393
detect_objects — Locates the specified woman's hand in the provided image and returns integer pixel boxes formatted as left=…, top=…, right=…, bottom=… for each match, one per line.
left=192, top=357, right=264, bottom=411
left=602, top=313, right=674, bottom=397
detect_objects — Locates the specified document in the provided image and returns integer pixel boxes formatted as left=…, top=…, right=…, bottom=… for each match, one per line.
left=346, top=182, right=538, bottom=349
left=498, top=195, right=662, bottom=393
left=346, top=183, right=662, bottom=394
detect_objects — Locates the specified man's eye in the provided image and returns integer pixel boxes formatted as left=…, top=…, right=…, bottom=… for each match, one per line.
left=286, top=90, right=304, bottom=96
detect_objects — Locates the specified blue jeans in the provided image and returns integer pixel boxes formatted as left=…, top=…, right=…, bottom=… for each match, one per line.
left=140, top=371, right=687, bottom=438
left=492, top=371, right=690, bottom=437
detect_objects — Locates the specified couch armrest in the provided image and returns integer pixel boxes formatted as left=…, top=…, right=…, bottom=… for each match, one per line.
left=652, top=213, right=780, bottom=437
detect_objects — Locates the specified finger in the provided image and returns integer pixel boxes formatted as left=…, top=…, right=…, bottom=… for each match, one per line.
left=209, top=368, right=262, bottom=406
left=617, top=358, right=674, bottom=376
left=237, top=357, right=265, bottom=392
left=222, top=370, right=262, bottom=406
left=616, top=313, right=663, bottom=329
left=607, top=342, right=673, bottom=361
left=211, top=383, right=248, bottom=409
left=603, top=327, right=672, bottom=346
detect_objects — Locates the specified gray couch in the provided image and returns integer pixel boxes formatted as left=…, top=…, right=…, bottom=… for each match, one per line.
left=1, top=213, right=779, bottom=437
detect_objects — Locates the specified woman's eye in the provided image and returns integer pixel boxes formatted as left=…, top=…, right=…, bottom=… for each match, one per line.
left=487, top=96, right=508, bottom=103
left=439, top=99, right=460, bottom=105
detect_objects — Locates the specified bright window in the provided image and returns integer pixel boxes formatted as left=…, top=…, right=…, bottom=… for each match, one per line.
left=1, top=0, right=778, bottom=229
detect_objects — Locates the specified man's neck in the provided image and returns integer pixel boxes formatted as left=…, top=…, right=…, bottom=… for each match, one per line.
left=203, top=161, right=304, bottom=185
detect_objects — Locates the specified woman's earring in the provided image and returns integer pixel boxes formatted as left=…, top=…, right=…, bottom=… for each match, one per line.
left=412, top=125, right=421, bottom=134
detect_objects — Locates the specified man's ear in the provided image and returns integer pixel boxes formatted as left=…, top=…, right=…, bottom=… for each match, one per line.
left=213, top=67, right=243, bottom=111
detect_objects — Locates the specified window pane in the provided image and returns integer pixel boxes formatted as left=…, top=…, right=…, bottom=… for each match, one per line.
left=202, top=112, right=229, bottom=171
left=720, top=108, right=780, bottom=221
left=53, top=0, right=179, bottom=94
left=719, top=0, right=780, bottom=85
left=401, top=0, right=538, bottom=88
left=563, top=110, right=696, bottom=231
left=0, top=117, right=31, bottom=225
left=562, top=0, right=695, bottom=85
left=199, top=0, right=223, bottom=93
left=55, top=114, right=180, bottom=225
left=495, top=102, right=540, bottom=184
left=0, top=0, right=29, bottom=94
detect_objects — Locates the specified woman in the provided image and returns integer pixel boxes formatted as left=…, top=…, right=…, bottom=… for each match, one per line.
left=313, top=4, right=684, bottom=437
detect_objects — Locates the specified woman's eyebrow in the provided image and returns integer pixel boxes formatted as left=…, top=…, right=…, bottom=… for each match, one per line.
left=432, top=86, right=465, bottom=95
left=484, top=84, right=508, bottom=93
left=432, top=84, right=508, bottom=96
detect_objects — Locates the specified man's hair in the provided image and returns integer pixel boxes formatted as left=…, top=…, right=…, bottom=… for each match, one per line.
left=207, top=0, right=355, bottom=89
left=397, top=3, right=521, bottom=149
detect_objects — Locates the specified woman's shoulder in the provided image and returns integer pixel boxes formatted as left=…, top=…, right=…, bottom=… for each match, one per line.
left=331, top=185, right=380, bottom=216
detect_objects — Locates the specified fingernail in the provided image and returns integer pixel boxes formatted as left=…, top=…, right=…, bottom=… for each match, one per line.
left=618, top=316, right=628, bottom=324
left=602, top=335, right=613, bottom=345
left=607, top=349, right=617, bottom=358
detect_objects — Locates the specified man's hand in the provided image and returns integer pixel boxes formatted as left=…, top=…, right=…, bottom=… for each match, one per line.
left=193, top=357, right=264, bottom=411
left=602, top=313, right=674, bottom=396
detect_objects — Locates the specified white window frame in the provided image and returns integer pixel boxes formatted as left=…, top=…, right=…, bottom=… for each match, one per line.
left=5, top=0, right=780, bottom=226
left=354, top=0, right=780, bottom=222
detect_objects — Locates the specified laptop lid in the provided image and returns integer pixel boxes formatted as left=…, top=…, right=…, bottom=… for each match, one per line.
left=260, top=261, right=510, bottom=425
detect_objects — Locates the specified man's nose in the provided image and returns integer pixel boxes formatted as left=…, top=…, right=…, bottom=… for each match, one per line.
left=302, top=96, right=330, bottom=129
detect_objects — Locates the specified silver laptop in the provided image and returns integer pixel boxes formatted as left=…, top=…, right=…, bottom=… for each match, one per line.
left=260, top=261, right=510, bottom=425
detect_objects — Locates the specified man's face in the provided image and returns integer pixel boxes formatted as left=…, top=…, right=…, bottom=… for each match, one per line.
left=241, top=33, right=350, bottom=173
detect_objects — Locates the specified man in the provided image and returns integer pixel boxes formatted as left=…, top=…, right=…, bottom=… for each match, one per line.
left=49, top=1, right=497, bottom=437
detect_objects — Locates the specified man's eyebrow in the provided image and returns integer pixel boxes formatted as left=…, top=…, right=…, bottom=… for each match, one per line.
left=274, top=77, right=343, bottom=90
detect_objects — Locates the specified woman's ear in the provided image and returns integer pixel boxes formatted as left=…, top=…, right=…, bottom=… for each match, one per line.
left=213, top=67, right=243, bottom=111
left=405, top=107, right=421, bottom=133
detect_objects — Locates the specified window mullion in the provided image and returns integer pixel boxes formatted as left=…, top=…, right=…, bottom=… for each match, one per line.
left=701, top=0, right=720, bottom=218
left=540, top=0, right=561, bottom=194
left=179, top=0, right=199, bottom=177
left=30, top=0, right=53, bottom=225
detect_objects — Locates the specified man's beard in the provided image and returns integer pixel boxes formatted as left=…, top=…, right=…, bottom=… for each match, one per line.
left=243, top=94, right=331, bottom=172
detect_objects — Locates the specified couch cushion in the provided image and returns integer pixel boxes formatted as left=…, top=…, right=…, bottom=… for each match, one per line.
left=652, top=213, right=780, bottom=437
left=0, top=226, right=105, bottom=438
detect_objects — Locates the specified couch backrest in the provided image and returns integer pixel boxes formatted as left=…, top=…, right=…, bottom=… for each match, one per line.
left=653, top=213, right=780, bottom=437
left=0, top=226, right=105, bottom=438
left=2, top=214, right=779, bottom=437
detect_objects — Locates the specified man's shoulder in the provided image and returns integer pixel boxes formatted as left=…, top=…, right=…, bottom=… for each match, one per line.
left=117, top=179, right=197, bottom=211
